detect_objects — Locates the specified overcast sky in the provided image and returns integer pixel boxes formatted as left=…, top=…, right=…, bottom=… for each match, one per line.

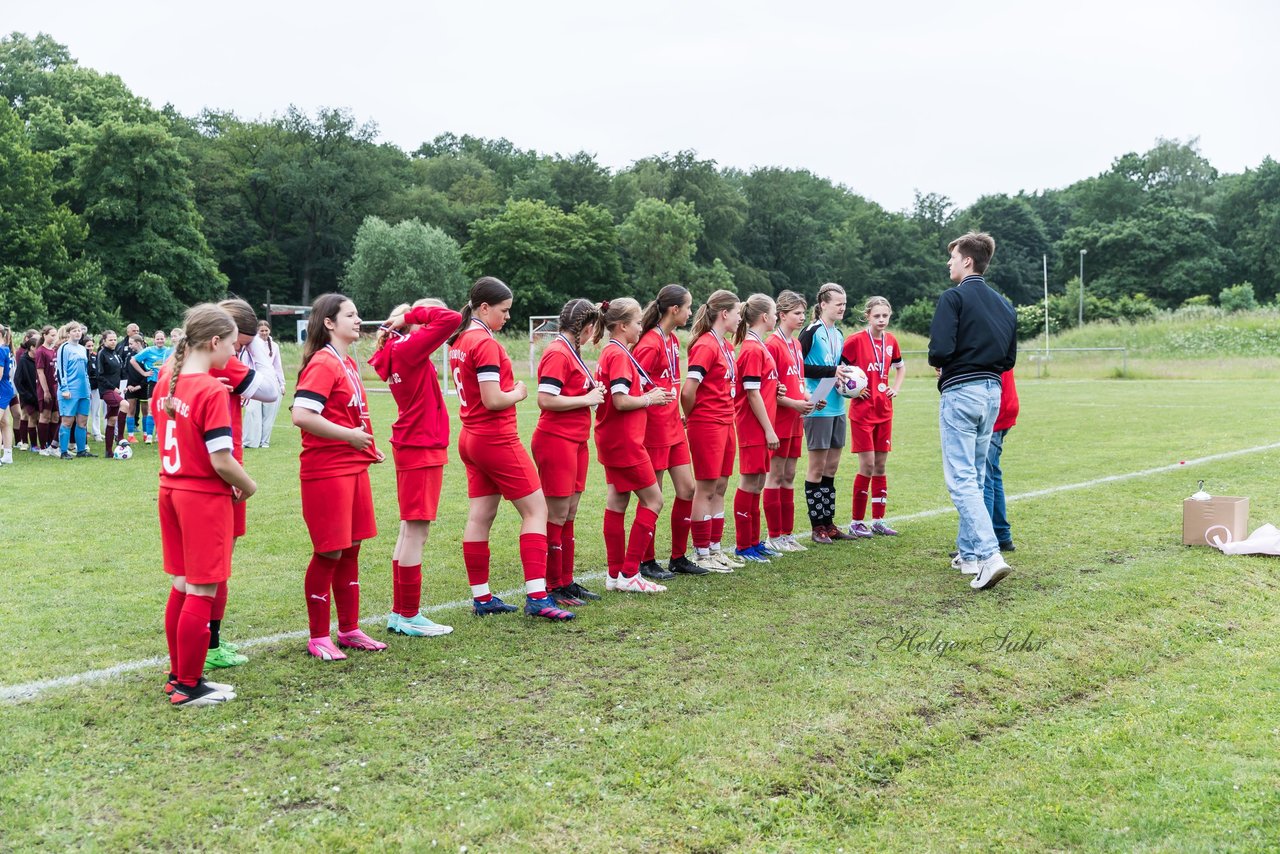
left=20, top=0, right=1280, bottom=211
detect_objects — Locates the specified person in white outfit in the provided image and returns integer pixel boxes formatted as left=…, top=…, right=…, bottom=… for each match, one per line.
left=243, top=320, right=285, bottom=448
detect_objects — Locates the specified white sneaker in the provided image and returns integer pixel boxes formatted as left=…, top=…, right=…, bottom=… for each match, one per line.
left=783, top=534, right=808, bottom=552
left=766, top=537, right=793, bottom=554
left=953, top=554, right=979, bottom=575
left=695, top=552, right=733, bottom=573
left=710, top=549, right=744, bottom=569
left=614, top=574, right=666, bottom=594
left=971, top=554, right=1011, bottom=590
left=0, top=450, right=11, bottom=465
left=693, top=552, right=725, bottom=573
left=41, top=445, right=58, bottom=457
left=605, top=574, right=619, bottom=591
left=15, top=442, right=28, bottom=451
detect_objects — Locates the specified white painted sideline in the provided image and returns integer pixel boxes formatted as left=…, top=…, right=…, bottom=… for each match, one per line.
left=890, top=440, right=1280, bottom=524
left=5, top=439, right=1279, bottom=704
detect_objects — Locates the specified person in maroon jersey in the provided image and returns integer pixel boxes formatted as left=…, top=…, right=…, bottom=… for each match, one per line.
left=532, top=298, right=606, bottom=607
left=763, top=291, right=818, bottom=552
left=153, top=304, right=257, bottom=707
left=633, top=284, right=705, bottom=579
left=34, top=325, right=58, bottom=453
left=292, top=294, right=390, bottom=660
left=841, top=296, right=905, bottom=537
left=732, top=294, right=782, bottom=564
left=368, top=297, right=462, bottom=637
left=446, top=277, right=574, bottom=621
left=680, top=289, right=745, bottom=573
left=593, top=298, right=677, bottom=594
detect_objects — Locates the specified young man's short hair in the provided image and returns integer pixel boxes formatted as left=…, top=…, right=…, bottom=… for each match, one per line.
left=948, top=232, right=997, bottom=274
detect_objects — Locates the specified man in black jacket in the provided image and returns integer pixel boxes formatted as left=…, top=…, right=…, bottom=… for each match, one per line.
left=928, top=232, right=1017, bottom=590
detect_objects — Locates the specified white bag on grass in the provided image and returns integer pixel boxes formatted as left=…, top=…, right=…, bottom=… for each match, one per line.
left=1216, top=523, right=1280, bottom=556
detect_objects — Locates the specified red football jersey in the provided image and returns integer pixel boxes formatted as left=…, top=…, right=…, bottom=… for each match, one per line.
left=685, top=331, right=736, bottom=424
left=153, top=367, right=234, bottom=495
left=593, top=341, right=650, bottom=468
left=535, top=335, right=595, bottom=443
left=767, top=330, right=806, bottom=439
left=841, top=330, right=901, bottom=423
left=377, top=306, right=459, bottom=452
left=448, top=323, right=518, bottom=438
left=293, top=346, right=378, bottom=480
left=633, top=327, right=685, bottom=448
left=735, top=333, right=779, bottom=446
left=209, top=353, right=253, bottom=463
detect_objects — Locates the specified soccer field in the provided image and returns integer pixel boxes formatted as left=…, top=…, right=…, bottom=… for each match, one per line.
left=3, top=372, right=1279, bottom=851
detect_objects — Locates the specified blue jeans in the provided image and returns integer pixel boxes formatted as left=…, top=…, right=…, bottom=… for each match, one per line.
left=983, top=428, right=1011, bottom=545
left=939, top=379, right=1001, bottom=561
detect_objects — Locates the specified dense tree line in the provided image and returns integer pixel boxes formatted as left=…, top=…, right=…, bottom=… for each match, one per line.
left=2, top=32, right=1278, bottom=333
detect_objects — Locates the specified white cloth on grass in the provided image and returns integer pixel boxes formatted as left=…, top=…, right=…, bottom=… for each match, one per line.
left=1217, top=524, right=1280, bottom=556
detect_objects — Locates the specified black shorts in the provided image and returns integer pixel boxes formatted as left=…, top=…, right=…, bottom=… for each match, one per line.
left=126, top=384, right=149, bottom=402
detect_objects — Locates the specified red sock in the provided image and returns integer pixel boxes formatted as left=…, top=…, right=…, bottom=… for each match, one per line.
left=604, top=508, right=625, bottom=578
left=711, top=514, right=725, bottom=547
left=692, top=515, right=712, bottom=551
left=305, top=553, right=339, bottom=637
left=781, top=488, right=795, bottom=535
left=733, top=490, right=754, bottom=551
left=853, top=474, right=871, bottom=521
left=400, top=563, right=422, bottom=617
left=763, top=488, right=783, bottom=538
left=546, top=522, right=564, bottom=590
left=104, top=423, right=116, bottom=457
left=751, top=493, right=763, bottom=545
left=332, top=544, right=362, bottom=633
left=562, top=520, right=576, bottom=585
left=642, top=513, right=656, bottom=563
left=37, top=422, right=49, bottom=446
left=391, top=559, right=402, bottom=616
left=175, top=593, right=213, bottom=687
left=519, top=532, right=548, bottom=596
left=463, top=541, right=491, bottom=602
left=623, top=506, right=659, bottom=577
left=211, top=580, right=228, bottom=622
left=165, top=587, right=186, bottom=676
left=670, top=497, right=693, bottom=559
left=872, top=475, right=888, bottom=520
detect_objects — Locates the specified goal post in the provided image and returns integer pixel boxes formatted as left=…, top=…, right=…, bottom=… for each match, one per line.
left=529, top=315, right=560, bottom=377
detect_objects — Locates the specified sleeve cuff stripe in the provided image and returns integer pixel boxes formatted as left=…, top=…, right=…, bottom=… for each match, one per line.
left=293, top=397, right=324, bottom=413
left=538, top=383, right=561, bottom=395
left=205, top=436, right=234, bottom=453
left=231, top=369, right=255, bottom=396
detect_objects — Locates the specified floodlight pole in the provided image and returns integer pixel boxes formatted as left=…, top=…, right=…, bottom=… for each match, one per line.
left=1078, top=249, right=1088, bottom=327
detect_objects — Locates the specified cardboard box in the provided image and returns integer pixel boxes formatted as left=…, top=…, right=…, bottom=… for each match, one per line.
left=1183, top=496, right=1249, bottom=547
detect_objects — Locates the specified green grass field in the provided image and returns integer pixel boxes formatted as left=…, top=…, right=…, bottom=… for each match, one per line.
left=3, top=358, right=1279, bottom=851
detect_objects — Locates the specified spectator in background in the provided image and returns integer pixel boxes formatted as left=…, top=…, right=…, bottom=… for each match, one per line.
left=243, top=320, right=285, bottom=449
left=84, top=329, right=104, bottom=441
left=122, top=334, right=148, bottom=440
left=34, top=325, right=58, bottom=454
left=131, top=330, right=169, bottom=443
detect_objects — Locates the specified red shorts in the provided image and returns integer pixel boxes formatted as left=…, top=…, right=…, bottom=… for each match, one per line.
left=395, top=465, right=444, bottom=521
left=688, top=421, right=736, bottom=481
left=233, top=500, right=246, bottom=538
left=301, top=471, right=377, bottom=553
left=159, top=487, right=233, bottom=585
left=531, top=430, right=588, bottom=498
left=647, top=439, right=691, bottom=472
left=20, top=401, right=37, bottom=418
left=37, top=394, right=57, bottom=415
left=738, top=443, right=772, bottom=475
left=849, top=419, right=893, bottom=454
left=459, top=431, right=540, bottom=501
left=604, top=459, right=658, bottom=494
left=775, top=434, right=803, bottom=460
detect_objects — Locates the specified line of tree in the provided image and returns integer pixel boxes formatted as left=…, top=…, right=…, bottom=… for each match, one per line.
left=3, top=32, right=1278, bottom=334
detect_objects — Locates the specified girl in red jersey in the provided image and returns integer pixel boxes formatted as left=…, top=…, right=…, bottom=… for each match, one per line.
left=763, top=290, right=818, bottom=552
left=841, top=296, right=905, bottom=537
left=368, top=298, right=462, bottom=637
left=154, top=304, right=257, bottom=707
left=680, top=289, right=744, bottom=573
left=532, top=298, right=606, bottom=607
left=593, top=298, right=677, bottom=594
left=291, top=293, right=389, bottom=660
left=732, top=294, right=782, bottom=564
left=446, top=277, right=574, bottom=621
left=633, top=285, right=706, bottom=579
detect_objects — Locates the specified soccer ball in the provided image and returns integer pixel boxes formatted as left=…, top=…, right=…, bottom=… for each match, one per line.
left=834, top=367, right=868, bottom=399
left=113, top=441, right=133, bottom=460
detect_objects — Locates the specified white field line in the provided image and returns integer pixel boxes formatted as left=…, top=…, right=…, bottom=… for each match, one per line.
left=5, top=439, right=1280, bottom=704
left=890, top=440, right=1280, bottom=524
